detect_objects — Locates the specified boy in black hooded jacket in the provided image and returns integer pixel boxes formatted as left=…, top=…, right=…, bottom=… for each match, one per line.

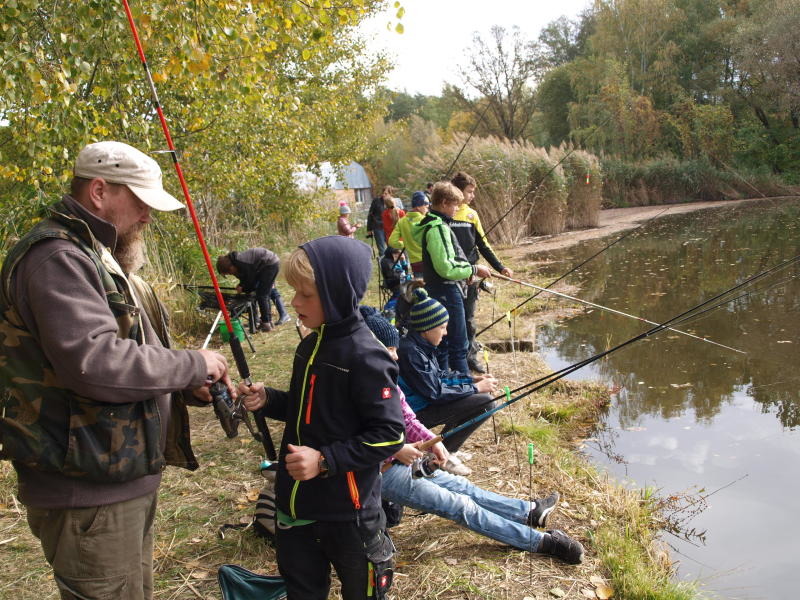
left=240, top=236, right=405, bottom=600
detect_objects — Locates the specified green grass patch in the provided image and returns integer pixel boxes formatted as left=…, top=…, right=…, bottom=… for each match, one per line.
left=502, top=418, right=560, bottom=452
left=594, top=493, right=697, bottom=600
left=534, top=402, right=580, bottom=423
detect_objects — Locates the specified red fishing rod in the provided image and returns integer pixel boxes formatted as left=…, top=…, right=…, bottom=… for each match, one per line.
left=121, top=0, right=276, bottom=459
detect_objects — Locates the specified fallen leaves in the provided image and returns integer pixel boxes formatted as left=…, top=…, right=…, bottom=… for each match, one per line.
left=590, top=575, right=614, bottom=598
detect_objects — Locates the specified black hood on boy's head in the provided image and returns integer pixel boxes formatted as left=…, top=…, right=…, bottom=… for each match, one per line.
left=300, top=236, right=372, bottom=324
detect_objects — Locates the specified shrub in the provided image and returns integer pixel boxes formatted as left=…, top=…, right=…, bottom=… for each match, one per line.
left=599, top=156, right=793, bottom=208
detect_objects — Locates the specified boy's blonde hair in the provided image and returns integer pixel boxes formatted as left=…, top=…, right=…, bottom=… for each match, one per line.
left=284, top=247, right=315, bottom=289
left=430, top=181, right=463, bottom=207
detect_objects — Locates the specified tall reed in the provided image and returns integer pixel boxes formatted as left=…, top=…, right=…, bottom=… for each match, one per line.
left=405, top=135, right=570, bottom=243
left=551, top=145, right=603, bottom=229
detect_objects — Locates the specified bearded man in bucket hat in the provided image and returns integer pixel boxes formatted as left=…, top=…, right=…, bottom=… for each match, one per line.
left=0, top=141, right=234, bottom=600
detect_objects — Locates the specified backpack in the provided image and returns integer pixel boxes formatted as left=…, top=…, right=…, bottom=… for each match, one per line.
left=219, top=464, right=277, bottom=543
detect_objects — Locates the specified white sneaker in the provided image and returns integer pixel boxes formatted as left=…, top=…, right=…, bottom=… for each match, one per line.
left=441, top=455, right=472, bottom=476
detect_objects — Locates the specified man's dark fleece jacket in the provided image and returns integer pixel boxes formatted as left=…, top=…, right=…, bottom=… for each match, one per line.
left=258, top=236, right=405, bottom=522
left=9, top=196, right=207, bottom=509
left=228, top=248, right=279, bottom=292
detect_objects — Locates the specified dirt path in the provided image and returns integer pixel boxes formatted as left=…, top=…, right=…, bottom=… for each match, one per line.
left=503, top=197, right=781, bottom=258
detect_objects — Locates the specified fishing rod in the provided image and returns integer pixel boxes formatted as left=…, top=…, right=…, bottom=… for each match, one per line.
left=499, top=250, right=800, bottom=400
left=475, top=206, right=672, bottom=338
left=492, top=272, right=745, bottom=354
left=121, top=0, right=276, bottom=460
left=419, top=252, right=800, bottom=450
left=441, top=102, right=492, bottom=180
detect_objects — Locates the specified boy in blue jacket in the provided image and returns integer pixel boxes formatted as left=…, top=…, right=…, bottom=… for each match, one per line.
left=398, top=288, right=498, bottom=476
left=240, top=236, right=405, bottom=600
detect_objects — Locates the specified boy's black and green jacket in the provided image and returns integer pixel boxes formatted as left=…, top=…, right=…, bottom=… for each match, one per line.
left=259, top=236, right=405, bottom=523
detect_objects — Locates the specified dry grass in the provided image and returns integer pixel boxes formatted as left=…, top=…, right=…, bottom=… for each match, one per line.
left=0, top=250, right=693, bottom=600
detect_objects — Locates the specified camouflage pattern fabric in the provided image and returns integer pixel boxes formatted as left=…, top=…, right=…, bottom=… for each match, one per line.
left=0, top=201, right=166, bottom=482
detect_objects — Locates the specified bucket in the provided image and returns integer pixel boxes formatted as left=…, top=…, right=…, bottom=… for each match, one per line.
left=219, top=318, right=245, bottom=343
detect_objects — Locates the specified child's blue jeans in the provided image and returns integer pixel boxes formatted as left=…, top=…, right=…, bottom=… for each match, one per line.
left=381, top=464, right=544, bottom=552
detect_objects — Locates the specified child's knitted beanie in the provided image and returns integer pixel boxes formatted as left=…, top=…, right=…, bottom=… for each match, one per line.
left=408, top=288, right=449, bottom=332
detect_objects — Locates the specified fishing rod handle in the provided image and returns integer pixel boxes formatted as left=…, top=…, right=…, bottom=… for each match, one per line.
left=418, top=435, right=443, bottom=451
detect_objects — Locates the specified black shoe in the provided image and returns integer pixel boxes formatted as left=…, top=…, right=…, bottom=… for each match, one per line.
left=467, top=358, right=486, bottom=374
left=538, top=530, right=584, bottom=564
left=527, top=492, right=560, bottom=528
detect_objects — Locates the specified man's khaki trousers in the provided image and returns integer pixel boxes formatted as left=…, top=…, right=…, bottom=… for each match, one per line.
left=27, top=491, right=158, bottom=600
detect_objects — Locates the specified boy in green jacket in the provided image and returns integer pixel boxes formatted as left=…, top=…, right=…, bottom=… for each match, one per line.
left=414, top=182, right=491, bottom=375
left=388, top=190, right=430, bottom=277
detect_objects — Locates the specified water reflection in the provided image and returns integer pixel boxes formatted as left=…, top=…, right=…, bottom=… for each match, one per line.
left=530, top=199, right=800, bottom=598
left=534, top=201, right=800, bottom=428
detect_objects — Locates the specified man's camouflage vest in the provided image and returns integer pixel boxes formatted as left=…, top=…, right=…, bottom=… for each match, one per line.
left=0, top=200, right=171, bottom=482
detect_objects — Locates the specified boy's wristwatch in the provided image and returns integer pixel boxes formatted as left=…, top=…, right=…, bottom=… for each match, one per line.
left=318, top=453, right=330, bottom=478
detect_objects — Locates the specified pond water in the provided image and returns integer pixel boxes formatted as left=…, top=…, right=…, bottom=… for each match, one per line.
left=530, top=199, right=800, bottom=599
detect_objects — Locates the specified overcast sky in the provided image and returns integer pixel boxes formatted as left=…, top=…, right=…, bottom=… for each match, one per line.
left=360, top=0, right=593, bottom=96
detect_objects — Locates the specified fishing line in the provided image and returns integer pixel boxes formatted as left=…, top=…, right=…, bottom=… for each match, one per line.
left=441, top=103, right=492, bottom=180
left=492, top=273, right=746, bottom=354
left=419, top=252, right=800, bottom=445
left=670, top=273, right=799, bottom=328
left=476, top=206, right=672, bottom=338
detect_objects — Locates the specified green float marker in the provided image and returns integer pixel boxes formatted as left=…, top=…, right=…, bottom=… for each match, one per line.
left=527, top=442, right=535, bottom=465
left=504, top=385, right=511, bottom=402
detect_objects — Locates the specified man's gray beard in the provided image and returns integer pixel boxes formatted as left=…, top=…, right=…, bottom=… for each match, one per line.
left=115, top=224, right=146, bottom=275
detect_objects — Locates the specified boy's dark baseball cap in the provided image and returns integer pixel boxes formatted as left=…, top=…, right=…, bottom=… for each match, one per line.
left=411, top=191, right=430, bottom=208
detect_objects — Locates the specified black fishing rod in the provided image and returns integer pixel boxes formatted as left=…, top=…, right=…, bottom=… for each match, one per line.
left=493, top=272, right=745, bottom=354
left=441, top=102, right=492, bottom=180
left=475, top=206, right=672, bottom=338
left=421, top=252, right=800, bottom=449
left=121, top=0, right=276, bottom=460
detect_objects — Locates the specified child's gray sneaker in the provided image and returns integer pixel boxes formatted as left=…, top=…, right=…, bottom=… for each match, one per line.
left=527, top=492, right=560, bottom=528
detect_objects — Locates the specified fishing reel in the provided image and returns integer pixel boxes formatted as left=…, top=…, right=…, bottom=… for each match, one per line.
left=210, top=381, right=240, bottom=438
left=411, top=452, right=439, bottom=479
left=211, top=380, right=271, bottom=449
left=478, top=278, right=495, bottom=294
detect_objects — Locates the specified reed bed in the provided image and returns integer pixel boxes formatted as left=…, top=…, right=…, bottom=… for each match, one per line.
left=551, top=145, right=603, bottom=229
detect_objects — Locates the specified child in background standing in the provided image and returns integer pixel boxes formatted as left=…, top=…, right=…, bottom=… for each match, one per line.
left=382, top=196, right=406, bottom=242
left=337, top=202, right=360, bottom=238
left=450, top=171, right=513, bottom=373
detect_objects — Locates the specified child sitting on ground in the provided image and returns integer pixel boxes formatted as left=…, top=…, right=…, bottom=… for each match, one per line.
left=398, top=288, right=497, bottom=476
left=239, top=236, right=406, bottom=600
left=360, top=308, right=584, bottom=563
